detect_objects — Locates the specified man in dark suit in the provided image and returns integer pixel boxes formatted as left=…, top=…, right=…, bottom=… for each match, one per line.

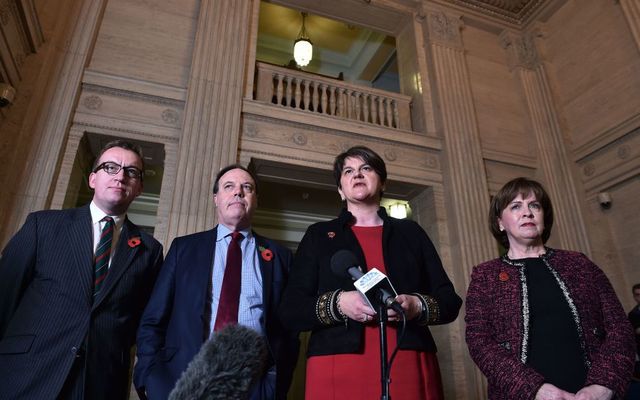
left=0, top=140, right=163, bottom=400
left=134, top=164, right=298, bottom=400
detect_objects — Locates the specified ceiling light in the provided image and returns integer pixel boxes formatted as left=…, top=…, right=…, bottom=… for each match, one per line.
left=389, top=203, right=408, bottom=219
left=293, top=12, right=312, bottom=67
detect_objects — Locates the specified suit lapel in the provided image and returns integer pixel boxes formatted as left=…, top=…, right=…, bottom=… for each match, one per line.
left=254, top=233, right=274, bottom=325
left=198, top=229, right=217, bottom=341
left=66, top=206, right=94, bottom=306
left=93, top=218, right=141, bottom=309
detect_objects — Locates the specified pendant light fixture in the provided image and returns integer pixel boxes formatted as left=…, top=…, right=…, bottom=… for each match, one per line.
left=293, top=12, right=313, bottom=67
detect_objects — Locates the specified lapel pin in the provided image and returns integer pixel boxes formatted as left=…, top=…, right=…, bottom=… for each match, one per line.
left=259, top=246, right=273, bottom=262
left=127, top=237, right=141, bottom=248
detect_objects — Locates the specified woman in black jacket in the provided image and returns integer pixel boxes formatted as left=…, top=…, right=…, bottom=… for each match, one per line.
left=278, top=145, right=462, bottom=400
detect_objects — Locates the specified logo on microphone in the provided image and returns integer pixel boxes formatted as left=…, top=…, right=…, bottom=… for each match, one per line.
left=353, top=268, right=398, bottom=310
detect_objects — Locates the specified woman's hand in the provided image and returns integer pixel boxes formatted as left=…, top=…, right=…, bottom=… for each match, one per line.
left=387, top=294, right=423, bottom=321
left=535, top=383, right=575, bottom=400
left=338, top=290, right=376, bottom=323
left=574, top=385, right=613, bottom=400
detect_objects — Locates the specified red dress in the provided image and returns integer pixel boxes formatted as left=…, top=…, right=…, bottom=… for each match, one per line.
left=305, top=225, right=444, bottom=400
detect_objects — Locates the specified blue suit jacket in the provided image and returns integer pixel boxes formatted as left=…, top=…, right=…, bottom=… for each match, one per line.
left=134, top=227, right=298, bottom=400
left=0, top=205, right=163, bottom=400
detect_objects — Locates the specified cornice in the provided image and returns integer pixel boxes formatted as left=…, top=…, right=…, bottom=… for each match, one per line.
left=242, top=99, right=442, bottom=151
left=82, top=83, right=184, bottom=108
left=427, top=0, right=563, bottom=29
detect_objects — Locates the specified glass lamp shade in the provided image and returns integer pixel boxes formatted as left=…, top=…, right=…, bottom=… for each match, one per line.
left=389, top=203, right=408, bottom=219
left=294, top=38, right=313, bottom=67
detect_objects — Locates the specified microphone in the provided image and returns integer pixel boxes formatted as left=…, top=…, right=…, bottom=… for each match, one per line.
left=330, top=249, right=404, bottom=314
left=168, top=324, right=268, bottom=400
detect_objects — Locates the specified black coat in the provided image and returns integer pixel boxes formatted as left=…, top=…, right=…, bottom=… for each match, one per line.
left=278, top=207, right=462, bottom=357
left=0, top=205, right=163, bottom=400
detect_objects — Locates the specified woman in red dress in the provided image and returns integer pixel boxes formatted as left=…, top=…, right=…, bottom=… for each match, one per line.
left=279, top=146, right=462, bottom=399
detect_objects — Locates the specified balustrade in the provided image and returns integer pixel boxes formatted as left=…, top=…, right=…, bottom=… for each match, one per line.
left=255, top=62, right=411, bottom=130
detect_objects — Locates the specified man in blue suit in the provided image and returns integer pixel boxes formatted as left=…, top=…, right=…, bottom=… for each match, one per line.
left=0, top=140, right=164, bottom=399
left=134, top=164, right=298, bottom=400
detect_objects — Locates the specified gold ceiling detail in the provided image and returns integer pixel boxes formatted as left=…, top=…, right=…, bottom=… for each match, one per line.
left=450, top=0, right=547, bottom=24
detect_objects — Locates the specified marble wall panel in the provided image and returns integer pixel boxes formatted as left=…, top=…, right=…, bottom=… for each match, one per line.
left=463, top=24, right=532, bottom=166
left=484, top=158, right=536, bottom=194
left=89, top=0, right=198, bottom=88
left=543, top=1, right=640, bottom=150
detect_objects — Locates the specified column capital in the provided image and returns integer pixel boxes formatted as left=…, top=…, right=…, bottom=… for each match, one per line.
left=426, top=10, right=464, bottom=49
left=499, top=30, right=541, bottom=71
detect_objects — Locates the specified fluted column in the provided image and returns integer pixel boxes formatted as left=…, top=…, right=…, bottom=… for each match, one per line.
left=426, top=10, right=495, bottom=399
left=165, top=0, right=252, bottom=243
left=500, top=31, right=590, bottom=254
left=619, top=0, right=640, bottom=51
left=50, top=127, right=85, bottom=209
left=1, top=0, right=106, bottom=245
left=427, top=11, right=496, bottom=271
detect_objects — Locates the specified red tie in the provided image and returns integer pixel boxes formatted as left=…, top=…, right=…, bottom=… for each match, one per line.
left=214, top=231, right=243, bottom=331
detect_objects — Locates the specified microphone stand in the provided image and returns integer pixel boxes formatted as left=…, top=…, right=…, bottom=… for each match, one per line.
left=377, top=296, right=391, bottom=400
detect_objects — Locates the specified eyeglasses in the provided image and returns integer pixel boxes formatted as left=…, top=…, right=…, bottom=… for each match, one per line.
left=94, top=161, right=143, bottom=180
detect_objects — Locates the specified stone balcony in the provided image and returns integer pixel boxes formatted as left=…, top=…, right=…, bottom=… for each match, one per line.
left=253, top=62, right=412, bottom=131
left=241, top=62, right=443, bottom=188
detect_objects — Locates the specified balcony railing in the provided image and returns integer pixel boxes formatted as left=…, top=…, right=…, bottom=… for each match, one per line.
left=255, top=62, right=412, bottom=130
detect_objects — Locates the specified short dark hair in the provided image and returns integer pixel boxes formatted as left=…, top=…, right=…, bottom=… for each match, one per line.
left=633, top=283, right=640, bottom=293
left=333, top=146, right=387, bottom=197
left=488, top=177, right=554, bottom=249
left=92, top=139, right=145, bottom=179
left=213, top=164, right=259, bottom=195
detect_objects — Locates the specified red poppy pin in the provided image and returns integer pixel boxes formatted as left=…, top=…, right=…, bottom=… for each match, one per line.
left=128, top=237, right=142, bottom=248
left=259, top=246, right=273, bottom=262
left=498, top=271, right=509, bottom=282
left=327, top=231, right=336, bottom=239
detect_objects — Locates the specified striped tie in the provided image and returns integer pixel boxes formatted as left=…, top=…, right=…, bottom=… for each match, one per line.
left=94, top=216, right=114, bottom=295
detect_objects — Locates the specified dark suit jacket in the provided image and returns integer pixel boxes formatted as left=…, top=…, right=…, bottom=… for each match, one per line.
left=134, top=227, right=298, bottom=400
left=0, top=205, right=163, bottom=400
left=465, top=248, right=635, bottom=400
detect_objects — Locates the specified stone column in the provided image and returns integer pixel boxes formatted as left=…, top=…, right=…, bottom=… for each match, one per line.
left=500, top=31, right=590, bottom=254
left=1, top=0, right=107, bottom=244
left=165, top=0, right=252, bottom=243
left=618, top=0, right=640, bottom=51
left=426, top=10, right=496, bottom=276
left=424, top=9, right=496, bottom=399
left=411, top=185, right=476, bottom=400
left=50, top=126, right=85, bottom=209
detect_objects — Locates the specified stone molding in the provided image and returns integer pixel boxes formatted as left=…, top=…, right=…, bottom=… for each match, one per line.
left=577, top=126, right=639, bottom=193
left=573, top=113, right=640, bottom=162
left=82, top=83, right=184, bottom=108
left=240, top=113, right=443, bottom=187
